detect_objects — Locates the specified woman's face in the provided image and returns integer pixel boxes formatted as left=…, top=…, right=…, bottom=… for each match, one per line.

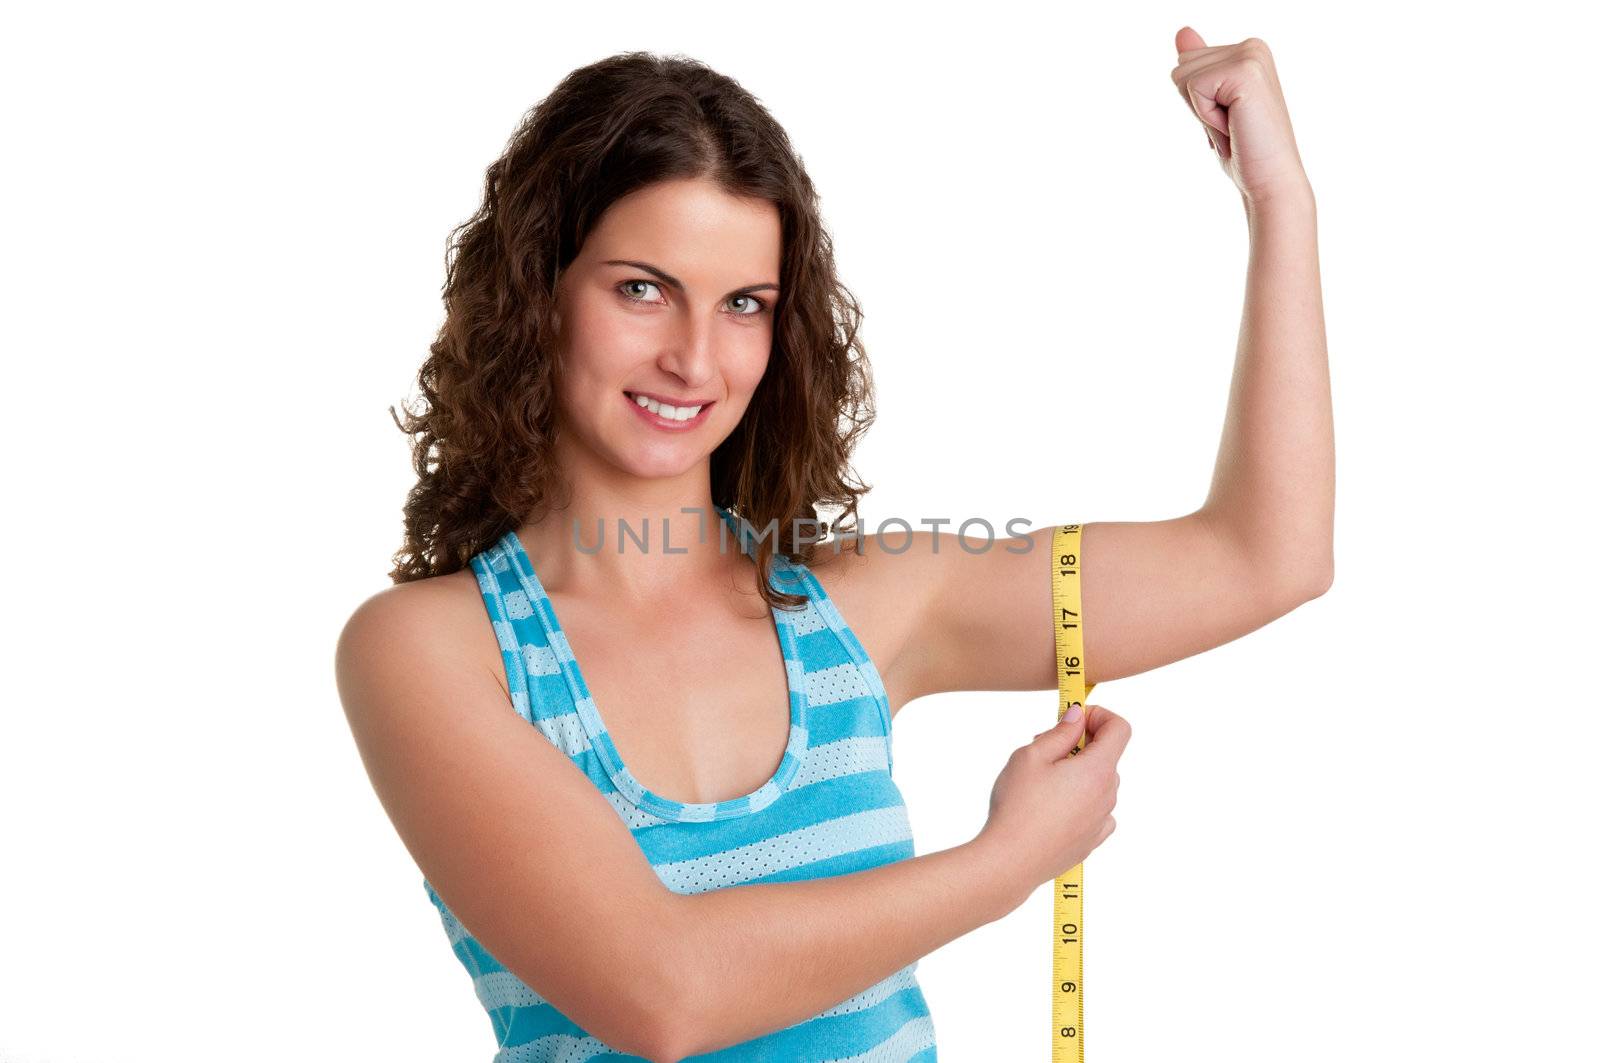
left=551, top=175, right=782, bottom=483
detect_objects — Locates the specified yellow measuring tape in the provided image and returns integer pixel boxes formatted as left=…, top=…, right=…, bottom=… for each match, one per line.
left=1050, top=524, right=1095, bottom=1061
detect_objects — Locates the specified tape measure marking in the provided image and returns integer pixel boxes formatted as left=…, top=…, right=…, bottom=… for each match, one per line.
left=1051, top=524, right=1096, bottom=1062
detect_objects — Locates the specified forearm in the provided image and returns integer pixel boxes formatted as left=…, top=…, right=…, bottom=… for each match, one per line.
left=1201, top=181, right=1335, bottom=593
left=656, top=835, right=1020, bottom=1059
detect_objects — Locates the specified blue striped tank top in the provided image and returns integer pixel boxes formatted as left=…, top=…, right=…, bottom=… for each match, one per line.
left=422, top=506, right=939, bottom=1061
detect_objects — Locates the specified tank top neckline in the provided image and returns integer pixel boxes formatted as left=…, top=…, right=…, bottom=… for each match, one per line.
left=495, top=505, right=812, bottom=823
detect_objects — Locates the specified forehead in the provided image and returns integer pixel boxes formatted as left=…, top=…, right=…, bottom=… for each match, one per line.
left=580, top=176, right=781, bottom=279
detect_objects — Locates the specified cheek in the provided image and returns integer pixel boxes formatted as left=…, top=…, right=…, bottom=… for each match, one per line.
left=729, top=338, right=773, bottom=394
left=561, top=304, right=645, bottom=381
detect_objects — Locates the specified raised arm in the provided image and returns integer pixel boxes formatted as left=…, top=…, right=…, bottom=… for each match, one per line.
left=822, top=43, right=1331, bottom=709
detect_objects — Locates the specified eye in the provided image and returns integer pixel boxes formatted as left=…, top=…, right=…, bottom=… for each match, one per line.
left=727, top=293, right=769, bottom=316
left=616, top=279, right=666, bottom=304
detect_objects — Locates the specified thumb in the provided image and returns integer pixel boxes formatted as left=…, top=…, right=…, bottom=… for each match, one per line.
left=1175, top=25, right=1207, bottom=55
left=1031, top=702, right=1087, bottom=757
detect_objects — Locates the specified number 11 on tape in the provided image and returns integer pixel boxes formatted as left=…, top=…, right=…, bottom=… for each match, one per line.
left=1051, top=524, right=1095, bottom=1062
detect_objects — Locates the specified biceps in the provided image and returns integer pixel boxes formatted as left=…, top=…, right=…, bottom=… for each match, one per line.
left=1078, top=514, right=1296, bottom=685
left=907, top=526, right=1060, bottom=699
left=909, top=515, right=1299, bottom=699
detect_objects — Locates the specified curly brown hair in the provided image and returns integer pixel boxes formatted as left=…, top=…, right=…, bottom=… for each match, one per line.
left=387, top=51, right=876, bottom=610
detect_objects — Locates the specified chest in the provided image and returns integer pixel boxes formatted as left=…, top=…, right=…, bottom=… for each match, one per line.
left=553, top=593, right=797, bottom=808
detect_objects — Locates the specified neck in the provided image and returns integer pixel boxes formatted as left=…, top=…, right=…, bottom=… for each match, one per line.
left=514, top=482, right=748, bottom=602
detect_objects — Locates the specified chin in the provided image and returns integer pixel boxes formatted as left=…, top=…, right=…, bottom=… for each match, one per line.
left=639, top=456, right=712, bottom=479
left=609, top=441, right=712, bottom=480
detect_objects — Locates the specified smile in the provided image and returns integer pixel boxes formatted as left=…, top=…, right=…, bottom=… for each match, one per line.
left=624, top=391, right=715, bottom=430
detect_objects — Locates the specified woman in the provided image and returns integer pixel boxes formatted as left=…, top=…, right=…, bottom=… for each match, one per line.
left=337, top=31, right=1332, bottom=1063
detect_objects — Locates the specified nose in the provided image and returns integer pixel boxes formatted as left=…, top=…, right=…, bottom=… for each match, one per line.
left=655, top=313, right=718, bottom=391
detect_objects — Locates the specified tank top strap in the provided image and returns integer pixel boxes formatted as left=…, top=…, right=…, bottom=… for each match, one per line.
left=718, top=516, right=897, bottom=777
left=466, top=536, right=590, bottom=757
left=784, top=561, right=897, bottom=774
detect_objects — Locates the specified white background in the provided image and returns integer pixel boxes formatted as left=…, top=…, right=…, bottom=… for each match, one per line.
left=3, top=2, right=1596, bottom=1060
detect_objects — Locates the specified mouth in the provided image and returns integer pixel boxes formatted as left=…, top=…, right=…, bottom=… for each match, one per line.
left=623, top=390, right=716, bottom=430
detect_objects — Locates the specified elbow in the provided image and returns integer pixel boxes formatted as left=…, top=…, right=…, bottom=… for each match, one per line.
left=1309, top=552, right=1335, bottom=598
left=1313, top=565, right=1334, bottom=598
left=582, top=975, right=695, bottom=1063
left=1269, top=533, right=1334, bottom=605
left=648, top=930, right=745, bottom=1062
left=538, top=910, right=701, bottom=1062
left=1262, top=556, right=1332, bottom=612
left=627, top=1012, right=692, bottom=1063
left=1290, top=558, right=1334, bottom=603
left=640, top=964, right=717, bottom=1063
left=624, top=905, right=709, bottom=1063
left=521, top=985, right=677, bottom=1063
left=634, top=990, right=707, bottom=1063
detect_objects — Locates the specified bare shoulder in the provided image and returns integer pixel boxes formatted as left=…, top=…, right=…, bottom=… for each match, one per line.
left=335, top=565, right=508, bottom=715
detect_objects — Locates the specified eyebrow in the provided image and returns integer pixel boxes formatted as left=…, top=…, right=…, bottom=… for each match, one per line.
left=602, top=259, right=779, bottom=297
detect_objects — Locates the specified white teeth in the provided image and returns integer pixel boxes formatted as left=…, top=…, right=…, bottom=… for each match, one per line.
left=630, top=393, right=703, bottom=421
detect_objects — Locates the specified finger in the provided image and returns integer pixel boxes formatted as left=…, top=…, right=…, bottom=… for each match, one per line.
left=1189, top=82, right=1232, bottom=160
left=1079, top=709, right=1133, bottom=763
left=1170, top=55, right=1233, bottom=157
left=1082, top=706, right=1128, bottom=747
left=1082, top=704, right=1121, bottom=737
left=1183, top=78, right=1231, bottom=141
left=1030, top=702, right=1087, bottom=760
left=1034, top=702, right=1086, bottom=740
